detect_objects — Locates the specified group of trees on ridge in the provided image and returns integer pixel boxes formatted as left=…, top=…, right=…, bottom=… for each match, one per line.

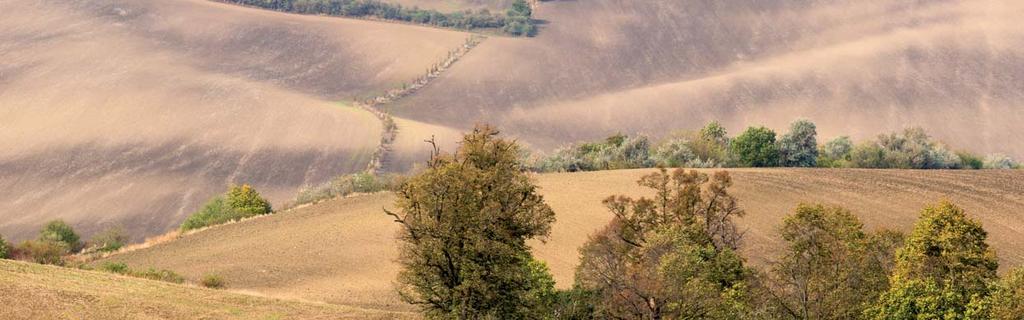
left=387, top=125, right=1024, bottom=319
left=221, top=0, right=538, bottom=36
left=533, top=120, right=1021, bottom=172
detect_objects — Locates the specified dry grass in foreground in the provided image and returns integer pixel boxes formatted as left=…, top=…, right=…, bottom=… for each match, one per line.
left=0, top=259, right=412, bottom=320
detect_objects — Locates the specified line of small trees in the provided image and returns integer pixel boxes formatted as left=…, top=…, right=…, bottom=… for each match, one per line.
left=220, top=0, right=537, bottom=36
left=0, top=220, right=127, bottom=266
left=532, top=120, right=1020, bottom=172
left=388, top=126, right=1024, bottom=319
left=0, top=184, right=272, bottom=267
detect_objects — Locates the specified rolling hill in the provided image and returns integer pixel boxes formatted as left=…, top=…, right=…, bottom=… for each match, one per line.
left=392, top=0, right=1024, bottom=158
left=96, top=168, right=1024, bottom=312
left=0, top=0, right=470, bottom=241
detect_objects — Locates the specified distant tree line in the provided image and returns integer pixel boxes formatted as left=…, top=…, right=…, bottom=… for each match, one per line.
left=219, top=0, right=537, bottom=36
left=388, top=127, right=1024, bottom=319
left=532, top=120, right=1020, bottom=172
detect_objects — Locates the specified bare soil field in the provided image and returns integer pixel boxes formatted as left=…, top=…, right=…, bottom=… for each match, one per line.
left=0, top=0, right=469, bottom=241
left=392, top=0, right=1024, bottom=158
left=0, top=259, right=412, bottom=319
left=98, top=169, right=1024, bottom=311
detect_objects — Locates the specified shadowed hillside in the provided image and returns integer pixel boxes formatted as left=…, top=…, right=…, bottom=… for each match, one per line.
left=393, top=0, right=1024, bottom=158
left=0, top=0, right=469, bottom=241
left=98, top=169, right=1024, bottom=311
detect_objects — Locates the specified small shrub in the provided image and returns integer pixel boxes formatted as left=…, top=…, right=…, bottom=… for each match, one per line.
left=653, top=136, right=696, bottom=167
left=89, top=226, right=129, bottom=252
left=817, top=136, right=853, bottom=168
left=0, top=234, right=9, bottom=259
left=226, top=184, right=272, bottom=216
left=99, top=262, right=130, bottom=274
left=984, top=154, right=1020, bottom=169
left=39, top=220, right=82, bottom=253
left=181, top=184, right=273, bottom=231
left=292, top=173, right=399, bottom=207
left=201, top=274, right=226, bottom=289
left=16, top=240, right=68, bottom=265
left=134, top=268, right=185, bottom=284
left=532, top=134, right=654, bottom=172
left=957, top=151, right=984, bottom=169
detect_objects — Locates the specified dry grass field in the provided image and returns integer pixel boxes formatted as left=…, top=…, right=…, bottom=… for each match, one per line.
left=0, top=0, right=469, bottom=241
left=393, top=0, right=1024, bottom=158
left=0, top=259, right=412, bottom=319
left=98, top=169, right=1024, bottom=312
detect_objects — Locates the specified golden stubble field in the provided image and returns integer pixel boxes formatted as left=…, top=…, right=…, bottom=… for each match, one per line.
left=0, top=259, right=413, bottom=319
left=0, top=0, right=470, bottom=241
left=98, top=169, right=1024, bottom=312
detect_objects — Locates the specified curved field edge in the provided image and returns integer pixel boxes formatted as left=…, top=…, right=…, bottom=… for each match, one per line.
left=0, top=259, right=413, bottom=320
left=96, top=169, right=1024, bottom=311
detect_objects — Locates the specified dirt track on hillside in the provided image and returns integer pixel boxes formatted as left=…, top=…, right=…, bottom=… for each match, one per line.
left=0, top=0, right=468, bottom=241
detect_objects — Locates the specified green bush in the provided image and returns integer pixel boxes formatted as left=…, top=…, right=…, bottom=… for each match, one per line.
left=0, top=234, right=9, bottom=259
left=201, top=274, right=226, bottom=289
left=134, top=268, right=186, bottom=284
left=852, top=127, right=962, bottom=169
left=17, top=240, right=68, bottom=265
left=181, top=185, right=273, bottom=231
left=293, top=173, right=399, bottom=207
left=97, top=262, right=184, bottom=284
left=957, top=151, right=984, bottom=169
left=89, top=226, right=129, bottom=253
left=99, top=262, right=130, bottom=274
left=533, top=134, right=654, bottom=172
left=39, top=220, right=82, bottom=253
left=817, top=136, right=853, bottom=168
left=731, top=126, right=779, bottom=167
left=984, top=154, right=1020, bottom=169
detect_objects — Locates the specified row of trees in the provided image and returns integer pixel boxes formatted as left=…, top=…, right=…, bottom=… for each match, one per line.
left=389, top=126, right=1023, bottom=319
left=222, top=0, right=537, bottom=36
left=533, top=120, right=1020, bottom=171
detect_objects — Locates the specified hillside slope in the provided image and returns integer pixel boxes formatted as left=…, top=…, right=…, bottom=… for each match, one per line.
left=99, top=169, right=1024, bottom=310
left=0, top=0, right=469, bottom=241
left=393, top=0, right=1024, bottom=158
left=0, top=259, right=411, bottom=319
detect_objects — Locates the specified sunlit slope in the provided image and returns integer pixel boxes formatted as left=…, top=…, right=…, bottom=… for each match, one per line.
left=394, top=0, right=1024, bottom=157
left=0, top=259, right=411, bottom=319
left=101, top=169, right=1024, bottom=310
left=0, top=0, right=468, bottom=241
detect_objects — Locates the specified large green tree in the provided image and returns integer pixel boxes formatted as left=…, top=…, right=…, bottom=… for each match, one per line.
left=768, top=204, right=901, bottom=319
left=867, top=201, right=998, bottom=319
left=731, top=126, right=780, bottom=167
left=779, top=120, right=818, bottom=167
left=575, top=168, right=752, bottom=319
left=386, top=126, right=557, bottom=319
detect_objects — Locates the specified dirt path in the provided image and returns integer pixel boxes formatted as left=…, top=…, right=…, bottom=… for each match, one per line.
left=358, top=35, right=486, bottom=174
